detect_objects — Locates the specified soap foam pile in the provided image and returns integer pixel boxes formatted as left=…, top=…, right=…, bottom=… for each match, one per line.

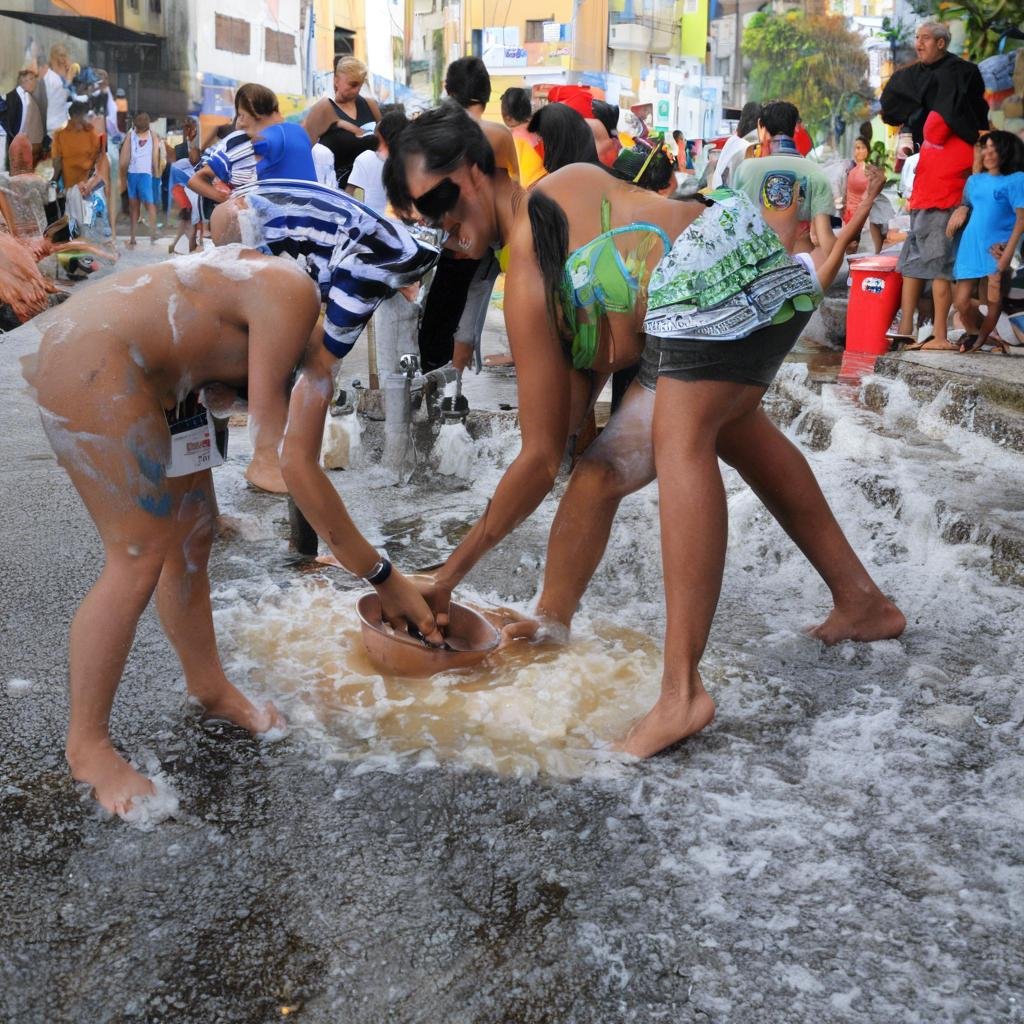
left=217, top=578, right=661, bottom=778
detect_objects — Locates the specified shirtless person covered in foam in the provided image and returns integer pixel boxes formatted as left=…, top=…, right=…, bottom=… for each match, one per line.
left=23, top=247, right=442, bottom=817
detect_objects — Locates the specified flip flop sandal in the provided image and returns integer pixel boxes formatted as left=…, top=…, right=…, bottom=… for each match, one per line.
left=885, top=332, right=917, bottom=346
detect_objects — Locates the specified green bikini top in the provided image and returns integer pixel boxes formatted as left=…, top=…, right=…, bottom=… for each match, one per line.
left=560, top=198, right=672, bottom=370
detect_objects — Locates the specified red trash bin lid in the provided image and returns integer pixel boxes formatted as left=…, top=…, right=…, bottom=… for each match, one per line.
left=849, top=255, right=900, bottom=273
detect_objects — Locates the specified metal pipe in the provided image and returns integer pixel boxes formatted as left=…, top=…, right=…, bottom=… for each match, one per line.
left=383, top=370, right=414, bottom=477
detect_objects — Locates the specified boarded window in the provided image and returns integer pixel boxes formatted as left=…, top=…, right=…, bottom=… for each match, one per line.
left=265, top=27, right=296, bottom=65
left=215, top=13, right=251, bottom=55
left=525, top=19, right=548, bottom=43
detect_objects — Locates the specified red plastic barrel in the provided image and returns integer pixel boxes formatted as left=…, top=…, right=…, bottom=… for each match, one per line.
left=846, top=256, right=902, bottom=355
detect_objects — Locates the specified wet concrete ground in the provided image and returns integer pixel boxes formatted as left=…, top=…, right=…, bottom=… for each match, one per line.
left=3, top=238, right=1023, bottom=1023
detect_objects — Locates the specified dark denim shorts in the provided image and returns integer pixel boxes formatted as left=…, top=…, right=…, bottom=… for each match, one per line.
left=638, top=310, right=811, bottom=390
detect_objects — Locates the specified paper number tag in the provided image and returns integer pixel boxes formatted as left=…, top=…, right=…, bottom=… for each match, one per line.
left=167, top=405, right=224, bottom=477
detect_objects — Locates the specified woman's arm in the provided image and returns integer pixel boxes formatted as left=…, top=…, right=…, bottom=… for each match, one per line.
left=945, top=204, right=970, bottom=238
left=280, top=338, right=443, bottom=641
left=813, top=164, right=887, bottom=291
left=433, top=219, right=572, bottom=604
left=187, top=164, right=226, bottom=204
left=302, top=98, right=337, bottom=144
left=993, top=208, right=1024, bottom=273
left=365, top=97, right=383, bottom=124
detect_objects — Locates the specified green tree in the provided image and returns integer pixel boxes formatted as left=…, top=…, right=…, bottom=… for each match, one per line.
left=906, top=0, right=1024, bottom=62
left=742, top=11, right=872, bottom=142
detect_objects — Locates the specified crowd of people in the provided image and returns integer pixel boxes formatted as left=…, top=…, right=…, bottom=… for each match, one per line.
left=9, top=30, right=1024, bottom=817
left=881, top=21, right=1024, bottom=352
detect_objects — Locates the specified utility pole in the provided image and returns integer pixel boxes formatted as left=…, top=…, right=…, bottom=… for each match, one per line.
left=733, top=0, right=743, bottom=108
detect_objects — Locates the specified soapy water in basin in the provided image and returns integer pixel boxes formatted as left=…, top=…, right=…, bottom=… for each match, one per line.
left=217, top=577, right=661, bottom=778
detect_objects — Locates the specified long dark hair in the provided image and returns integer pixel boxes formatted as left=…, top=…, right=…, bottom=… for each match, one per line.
left=383, top=101, right=495, bottom=213
left=527, top=190, right=573, bottom=356
left=528, top=103, right=599, bottom=173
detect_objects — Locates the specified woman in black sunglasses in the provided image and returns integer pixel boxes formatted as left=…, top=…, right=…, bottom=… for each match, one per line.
left=386, top=105, right=904, bottom=758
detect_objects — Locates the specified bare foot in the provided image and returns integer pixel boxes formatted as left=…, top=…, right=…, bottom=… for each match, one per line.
left=806, top=596, right=906, bottom=645
left=66, top=739, right=156, bottom=815
left=908, top=337, right=958, bottom=352
left=313, top=552, right=344, bottom=569
left=614, top=682, right=716, bottom=759
left=127, top=238, right=136, bottom=249
left=245, top=459, right=288, bottom=494
left=198, top=685, right=286, bottom=735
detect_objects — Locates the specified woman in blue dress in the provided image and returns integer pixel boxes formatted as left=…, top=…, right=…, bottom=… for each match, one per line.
left=947, top=130, right=1024, bottom=352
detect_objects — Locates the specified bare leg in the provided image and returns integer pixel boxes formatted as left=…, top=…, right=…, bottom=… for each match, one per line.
left=536, top=383, right=656, bottom=626
left=954, top=278, right=982, bottom=336
left=147, top=202, right=158, bottom=243
left=128, top=196, right=139, bottom=247
left=931, top=278, right=953, bottom=345
left=538, top=385, right=903, bottom=645
left=895, top=275, right=923, bottom=338
left=717, top=407, right=905, bottom=643
left=618, top=379, right=765, bottom=757
left=156, top=473, right=283, bottom=732
left=954, top=278, right=982, bottom=350
left=43, top=392, right=174, bottom=814
left=244, top=316, right=315, bottom=494
left=974, top=272, right=1007, bottom=349
left=869, top=222, right=883, bottom=254
left=66, top=545, right=165, bottom=813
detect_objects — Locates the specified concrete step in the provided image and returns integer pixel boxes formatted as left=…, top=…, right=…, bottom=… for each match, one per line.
left=869, top=352, right=1024, bottom=456
left=767, top=362, right=1024, bottom=586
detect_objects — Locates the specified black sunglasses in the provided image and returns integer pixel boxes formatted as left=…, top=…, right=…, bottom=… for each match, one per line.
left=410, top=177, right=461, bottom=226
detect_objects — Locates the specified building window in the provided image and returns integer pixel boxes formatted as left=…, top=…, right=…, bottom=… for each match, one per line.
left=150, top=0, right=161, bottom=12
left=127, top=0, right=139, bottom=10
left=265, top=28, right=296, bottom=64
left=525, top=19, right=548, bottom=43
left=683, top=0, right=698, bottom=13
left=215, top=14, right=251, bottom=55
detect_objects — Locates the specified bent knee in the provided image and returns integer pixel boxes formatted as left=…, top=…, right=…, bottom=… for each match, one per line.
left=102, top=543, right=169, bottom=596
left=573, top=446, right=653, bottom=499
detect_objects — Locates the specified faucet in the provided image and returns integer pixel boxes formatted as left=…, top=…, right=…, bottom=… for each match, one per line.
left=382, top=354, right=466, bottom=476
left=440, top=372, right=469, bottom=424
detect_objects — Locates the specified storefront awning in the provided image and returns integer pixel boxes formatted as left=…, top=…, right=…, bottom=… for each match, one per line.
left=0, top=9, right=162, bottom=44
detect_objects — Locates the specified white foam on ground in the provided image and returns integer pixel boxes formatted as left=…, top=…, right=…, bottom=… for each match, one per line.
left=206, top=369, right=1023, bottom=1015
left=119, top=772, right=181, bottom=831
left=432, top=420, right=476, bottom=478
left=6, top=678, right=33, bottom=694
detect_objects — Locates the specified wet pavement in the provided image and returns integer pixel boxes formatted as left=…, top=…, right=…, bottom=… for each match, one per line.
left=2, top=237, right=1023, bottom=1023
